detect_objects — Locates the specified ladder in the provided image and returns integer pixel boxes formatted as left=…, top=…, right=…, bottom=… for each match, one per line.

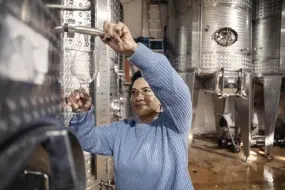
left=148, top=0, right=165, bottom=54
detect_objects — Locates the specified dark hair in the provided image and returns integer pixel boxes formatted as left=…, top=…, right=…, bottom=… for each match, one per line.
left=129, top=71, right=142, bottom=95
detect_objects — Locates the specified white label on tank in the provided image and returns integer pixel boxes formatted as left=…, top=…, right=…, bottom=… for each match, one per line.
left=0, top=14, right=49, bottom=85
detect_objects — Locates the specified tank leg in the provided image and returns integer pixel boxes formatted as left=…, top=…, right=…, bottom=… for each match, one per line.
left=224, top=96, right=236, bottom=138
left=235, top=74, right=253, bottom=159
left=186, top=72, right=199, bottom=147
left=263, top=75, right=282, bottom=157
left=212, top=94, right=225, bottom=139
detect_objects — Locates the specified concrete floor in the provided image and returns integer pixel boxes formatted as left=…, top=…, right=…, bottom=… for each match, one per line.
left=189, top=137, right=285, bottom=190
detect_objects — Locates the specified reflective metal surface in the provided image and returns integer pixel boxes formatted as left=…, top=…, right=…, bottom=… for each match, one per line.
left=170, top=0, right=284, bottom=159
left=59, top=19, right=105, bottom=38
left=93, top=1, right=112, bottom=184
left=175, top=5, right=192, bottom=72
left=109, top=0, right=125, bottom=121
left=179, top=72, right=198, bottom=147
left=0, top=0, right=94, bottom=189
left=110, top=96, right=127, bottom=121
left=94, top=0, right=122, bottom=185
left=60, top=0, right=123, bottom=187
left=0, top=0, right=62, bottom=146
left=263, top=75, right=282, bottom=156
left=191, top=0, right=202, bottom=69
left=252, top=0, right=282, bottom=75
left=200, top=0, right=253, bottom=74
left=60, top=0, right=99, bottom=188
left=235, top=74, right=253, bottom=159
left=1, top=126, right=86, bottom=190
left=212, top=95, right=226, bottom=138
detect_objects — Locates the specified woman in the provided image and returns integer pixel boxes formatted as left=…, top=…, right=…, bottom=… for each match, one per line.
left=67, top=21, right=193, bottom=190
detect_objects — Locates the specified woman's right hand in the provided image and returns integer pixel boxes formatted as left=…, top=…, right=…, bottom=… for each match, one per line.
left=65, top=89, right=92, bottom=112
left=100, top=21, right=138, bottom=54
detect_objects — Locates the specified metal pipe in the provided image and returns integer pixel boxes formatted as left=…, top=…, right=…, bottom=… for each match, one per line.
left=72, top=26, right=105, bottom=36
left=54, top=19, right=105, bottom=38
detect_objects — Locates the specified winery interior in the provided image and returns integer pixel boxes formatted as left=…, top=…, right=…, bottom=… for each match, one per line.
left=1, top=0, right=285, bottom=189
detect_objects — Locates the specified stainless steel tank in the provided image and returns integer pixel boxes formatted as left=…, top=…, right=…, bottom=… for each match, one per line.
left=175, top=5, right=192, bottom=72
left=0, top=0, right=63, bottom=146
left=0, top=0, right=86, bottom=189
left=60, top=0, right=121, bottom=188
left=60, top=0, right=98, bottom=188
left=252, top=0, right=282, bottom=76
left=200, top=0, right=253, bottom=74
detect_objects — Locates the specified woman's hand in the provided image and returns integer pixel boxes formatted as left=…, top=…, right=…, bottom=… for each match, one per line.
left=101, top=21, right=138, bottom=54
left=65, top=89, right=92, bottom=112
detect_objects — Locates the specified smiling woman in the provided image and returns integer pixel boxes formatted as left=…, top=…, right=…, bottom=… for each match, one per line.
left=66, top=21, right=193, bottom=190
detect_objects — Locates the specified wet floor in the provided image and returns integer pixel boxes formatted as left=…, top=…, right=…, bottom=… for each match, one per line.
left=188, top=137, right=285, bottom=190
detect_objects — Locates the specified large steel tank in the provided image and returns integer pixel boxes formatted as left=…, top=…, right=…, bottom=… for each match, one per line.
left=252, top=0, right=282, bottom=76
left=0, top=0, right=87, bottom=189
left=200, top=0, right=253, bottom=74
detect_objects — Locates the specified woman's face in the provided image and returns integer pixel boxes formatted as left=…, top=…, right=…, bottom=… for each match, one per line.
left=130, top=78, right=161, bottom=117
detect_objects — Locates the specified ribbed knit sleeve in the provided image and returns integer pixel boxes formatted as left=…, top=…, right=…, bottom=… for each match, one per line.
left=69, top=106, right=121, bottom=156
left=128, top=43, right=192, bottom=134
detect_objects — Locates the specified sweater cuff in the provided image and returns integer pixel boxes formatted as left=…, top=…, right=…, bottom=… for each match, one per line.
left=69, top=106, right=94, bottom=126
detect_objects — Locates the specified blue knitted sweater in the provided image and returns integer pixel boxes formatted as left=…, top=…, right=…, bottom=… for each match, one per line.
left=69, top=43, right=193, bottom=190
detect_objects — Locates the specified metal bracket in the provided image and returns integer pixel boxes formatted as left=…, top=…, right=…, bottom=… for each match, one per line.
left=215, top=69, right=248, bottom=98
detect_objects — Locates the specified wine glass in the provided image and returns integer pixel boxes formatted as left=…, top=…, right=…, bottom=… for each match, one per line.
left=70, top=48, right=100, bottom=89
